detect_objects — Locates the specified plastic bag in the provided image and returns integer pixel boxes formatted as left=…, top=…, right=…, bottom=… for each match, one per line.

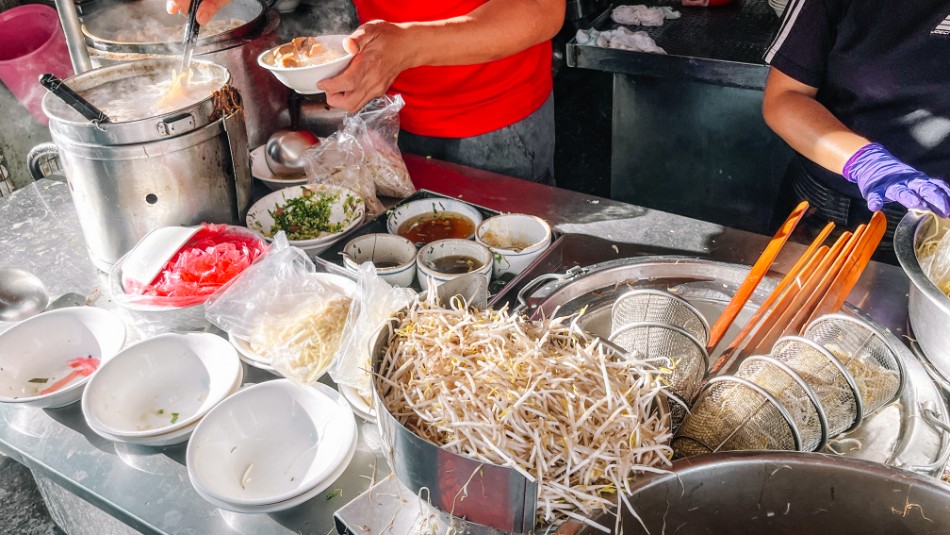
left=204, top=233, right=355, bottom=385
left=304, top=95, right=415, bottom=217
left=330, top=262, right=415, bottom=403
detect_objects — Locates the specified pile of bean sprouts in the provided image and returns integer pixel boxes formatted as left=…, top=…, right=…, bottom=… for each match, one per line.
left=377, top=293, right=673, bottom=530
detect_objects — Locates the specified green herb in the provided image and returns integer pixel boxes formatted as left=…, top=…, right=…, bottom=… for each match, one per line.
left=158, top=409, right=165, bottom=415
left=265, top=188, right=352, bottom=240
left=28, top=378, right=48, bottom=384
left=171, top=412, right=180, bottom=424
left=324, top=488, right=342, bottom=500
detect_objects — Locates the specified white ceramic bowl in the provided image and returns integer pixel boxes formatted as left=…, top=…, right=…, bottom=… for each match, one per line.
left=250, top=145, right=308, bottom=191
left=187, top=379, right=357, bottom=506
left=82, top=333, right=242, bottom=438
left=342, top=233, right=417, bottom=287
left=416, top=239, right=493, bottom=292
left=0, top=308, right=126, bottom=409
left=257, top=35, right=353, bottom=95
left=475, top=214, right=553, bottom=278
left=246, top=184, right=365, bottom=257
left=386, top=198, right=484, bottom=245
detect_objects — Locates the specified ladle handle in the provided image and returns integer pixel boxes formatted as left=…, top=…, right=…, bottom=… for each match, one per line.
left=38, top=74, right=111, bottom=124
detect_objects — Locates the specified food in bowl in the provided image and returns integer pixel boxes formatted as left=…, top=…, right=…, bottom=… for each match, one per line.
left=398, top=212, right=476, bottom=244
left=266, top=37, right=348, bottom=68
left=252, top=186, right=362, bottom=241
left=916, top=217, right=950, bottom=297
left=426, top=254, right=483, bottom=274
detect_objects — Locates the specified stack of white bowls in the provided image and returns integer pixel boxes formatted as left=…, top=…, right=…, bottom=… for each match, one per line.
left=81, top=333, right=243, bottom=447
left=186, top=380, right=358, bottom=513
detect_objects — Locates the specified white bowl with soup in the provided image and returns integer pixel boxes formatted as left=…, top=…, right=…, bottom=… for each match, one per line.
left=476, top=214, right=552, bottom=277
left=416, top=239, right=492, bottom=292
left=342, top=233, right=417, bottom=288
left=258, top=35, right=353, bottom=95
left=386, top=198, right=483, bottom=246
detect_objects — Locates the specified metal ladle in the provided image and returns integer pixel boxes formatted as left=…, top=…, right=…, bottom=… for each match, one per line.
left=0, top=268, right=88, bottom=322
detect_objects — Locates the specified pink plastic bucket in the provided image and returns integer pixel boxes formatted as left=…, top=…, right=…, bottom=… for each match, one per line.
left=0, top=4, right=74, bottom=125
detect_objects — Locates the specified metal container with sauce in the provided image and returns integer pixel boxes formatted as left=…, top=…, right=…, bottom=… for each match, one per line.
left=31, top=58, right=252, bottom=272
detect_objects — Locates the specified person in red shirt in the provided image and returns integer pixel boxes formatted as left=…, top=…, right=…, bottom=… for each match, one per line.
left=168, top=0, right=565, bottom=184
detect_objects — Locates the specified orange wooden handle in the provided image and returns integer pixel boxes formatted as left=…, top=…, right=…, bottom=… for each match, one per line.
left=708, top=221, right=834, bottom=375
left=705, top=200, right=808, bottom=352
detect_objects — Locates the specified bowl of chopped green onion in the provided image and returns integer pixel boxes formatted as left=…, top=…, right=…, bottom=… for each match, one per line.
left=246, top=184, right=365, bottom=256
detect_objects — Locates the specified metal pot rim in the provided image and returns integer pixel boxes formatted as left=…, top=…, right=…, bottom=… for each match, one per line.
left=894, top=211, right=950, bottom=316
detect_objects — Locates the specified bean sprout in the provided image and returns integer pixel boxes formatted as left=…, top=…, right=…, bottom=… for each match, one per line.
left=377, top=293, right=673, bottom=526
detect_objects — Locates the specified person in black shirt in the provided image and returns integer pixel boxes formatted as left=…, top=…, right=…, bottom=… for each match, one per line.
left=762, top=0, right=950, bottom=254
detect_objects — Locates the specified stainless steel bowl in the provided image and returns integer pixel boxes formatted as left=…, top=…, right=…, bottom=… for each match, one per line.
left=894, top=212, right=950, bottom=384
left=559, top=451, right=950, bottom=534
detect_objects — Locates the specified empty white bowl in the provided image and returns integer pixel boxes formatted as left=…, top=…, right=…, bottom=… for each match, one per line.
left=186, top=379, right=357, bottom=506
left=386, top=198, right=484, bottom=245
left=342, top=233, right=417, bottom=287
left=257, top=35, right=353, bottom=95
left=246, top=184, right=365, bottom=258
left=0, top=308, right=127, bottom=409
left=416, top=239, right=492, bottom=292
left=82, top=333, right=242, bottom=439
left=475, top=214, right=552, bottom=278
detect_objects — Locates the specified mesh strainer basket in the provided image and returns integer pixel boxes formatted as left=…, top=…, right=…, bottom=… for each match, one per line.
left=736, top=356, right=829, bottom=452
left=611, top=289, right=709, bottom=345
left=671, top=376, right=802, bottom=458
left=802, top=314, right=904, bottom=415
left=771, top=336, right=862, bottom=437
left=609, top=321, right=709, bottom=404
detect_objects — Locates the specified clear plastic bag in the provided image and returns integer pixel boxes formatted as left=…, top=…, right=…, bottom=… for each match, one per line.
left=304, top=95, right=415, bottom=217
left=204, top=233, right=354, bottom=385
left=330, top=262, right=415, bottom=403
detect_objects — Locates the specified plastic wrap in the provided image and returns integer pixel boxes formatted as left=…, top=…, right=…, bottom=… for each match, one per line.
left=205, top=234, right=354, bottom=385
left=304, top=95, right=415, bottom=217
left=330, top=262, right=415, bottom=403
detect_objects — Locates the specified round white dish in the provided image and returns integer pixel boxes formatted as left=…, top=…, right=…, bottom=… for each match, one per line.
left=250, top=145, right=308, bottom=191
left=0, top=307, right=127, bottom=409
left=342, top=233, right=417, bottom=288
left=476, top=213, right=552, bottom=278
left=416, top=238, right=493, bottom=292
left=337, top=384, right=376, bottom=423
left=386, top=198, right=484, bottom=244
left=257, top=35, right=353, bottom=95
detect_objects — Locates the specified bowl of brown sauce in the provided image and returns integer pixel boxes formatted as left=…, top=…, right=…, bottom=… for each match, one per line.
left=386, top=199, right=484, bottom=246
left=416, top=239, right=492, bottom=292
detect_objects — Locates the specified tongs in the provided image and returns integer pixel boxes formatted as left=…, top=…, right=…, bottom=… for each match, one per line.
left=178, top=0, right=202, bottom=76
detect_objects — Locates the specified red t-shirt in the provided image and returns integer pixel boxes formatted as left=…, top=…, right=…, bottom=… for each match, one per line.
left=352, top=0, right=553, bottom=138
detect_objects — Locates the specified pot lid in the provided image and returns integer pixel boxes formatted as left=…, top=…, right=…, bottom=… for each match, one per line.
left=81, top=0, right=265, bottom=54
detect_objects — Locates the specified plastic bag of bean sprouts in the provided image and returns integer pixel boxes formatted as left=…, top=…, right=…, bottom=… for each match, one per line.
left=204, top=233, right=354, bottom=385
left=329, top=262, right=415, bottom=405
left=304, top=95, right=415, bottom=217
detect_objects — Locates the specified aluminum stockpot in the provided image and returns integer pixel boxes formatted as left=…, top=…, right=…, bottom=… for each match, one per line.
left=894, top=212, right=950, bottom=384
left=80, top=0, right=287, bottom=147
left=36, top=58, right=252, bottom=272
left=557, top=451, right=950, bottom=534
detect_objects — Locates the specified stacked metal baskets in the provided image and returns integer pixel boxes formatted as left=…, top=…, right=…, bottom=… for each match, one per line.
left=672, top=313, right=905, bottom=458
left=608, top=290, right=711, bottom=427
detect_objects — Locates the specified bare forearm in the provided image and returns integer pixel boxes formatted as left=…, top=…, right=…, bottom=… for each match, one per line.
left=399, top=0, right=565, bottom=68
left=762, top=69, right=869, bottom=174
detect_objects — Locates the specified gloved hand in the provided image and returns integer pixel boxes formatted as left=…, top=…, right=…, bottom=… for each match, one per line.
left=843, top=143, right=950, bottom=217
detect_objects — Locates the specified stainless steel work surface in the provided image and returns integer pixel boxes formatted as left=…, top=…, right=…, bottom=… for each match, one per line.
left=0, top=155, right=922, bottom=534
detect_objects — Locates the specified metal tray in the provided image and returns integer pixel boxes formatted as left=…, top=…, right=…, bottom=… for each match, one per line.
left=516, top=256, right=950, bottom=476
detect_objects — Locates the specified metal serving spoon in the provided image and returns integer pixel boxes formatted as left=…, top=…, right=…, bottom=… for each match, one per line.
left=0, top=267, right=89, bottom=322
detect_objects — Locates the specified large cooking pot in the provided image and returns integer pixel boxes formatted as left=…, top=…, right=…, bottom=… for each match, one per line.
left=31, top=58, right=252, bottom=273
left=558, top=451, right=950, bottom=534
left=894, top=212, right=950, bottom=384
left=79, top=0, right=287, bottom=147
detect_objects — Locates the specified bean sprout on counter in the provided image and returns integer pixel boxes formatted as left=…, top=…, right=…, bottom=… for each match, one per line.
left=376, top=292, right=674, bottom=530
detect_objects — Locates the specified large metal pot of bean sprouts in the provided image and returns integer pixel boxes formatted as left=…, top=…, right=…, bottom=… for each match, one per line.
left=35, top=58, right=252, bottom=272
left=894, top=212, right=950, bottom=385
left=370, top=277, right=674, bottom=534
left=78, top=0, right=286, bottom=146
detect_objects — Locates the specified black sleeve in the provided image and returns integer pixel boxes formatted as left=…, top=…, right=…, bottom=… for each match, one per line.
left=763, top=0, right=839, bottom=88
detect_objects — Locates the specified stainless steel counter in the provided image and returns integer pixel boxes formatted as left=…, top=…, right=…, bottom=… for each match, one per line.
left=0, top=155, right=915, bottom=534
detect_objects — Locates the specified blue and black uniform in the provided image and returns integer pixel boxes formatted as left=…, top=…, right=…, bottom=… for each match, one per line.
left=765, top=0, right=950, bottom=239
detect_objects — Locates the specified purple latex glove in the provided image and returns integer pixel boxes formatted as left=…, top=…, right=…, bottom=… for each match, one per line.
left=843, top=143, right=950, bottom=217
